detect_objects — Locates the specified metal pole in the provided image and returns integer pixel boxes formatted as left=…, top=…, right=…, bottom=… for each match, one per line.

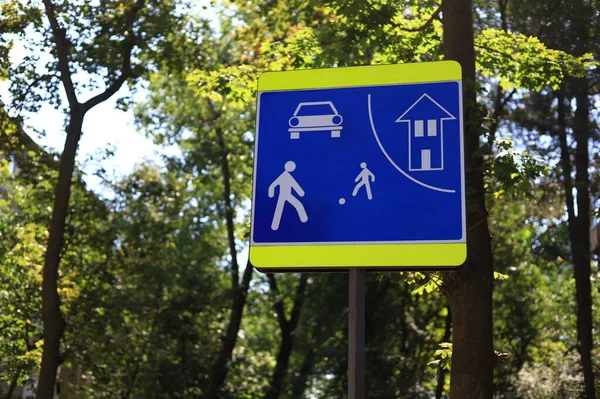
left=348, top=268, right=365, bottom=399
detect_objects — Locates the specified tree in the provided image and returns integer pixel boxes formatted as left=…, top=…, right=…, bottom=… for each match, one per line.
left=264, top=273, right=308, bottom=399
left=499, top=0, right=599, bottom=393
left=134, top=23, right=256, bottom=395
left=0, top=158, right=47, bottom=398
left=70, top=162, right=228, bottom=398
left=1, top=1, right=189, bottom=395
left=183, top=0, right=591, bottom=396
left=0, top=131, right=115, bottom=398
left=4, top=0, right=598, bottom=397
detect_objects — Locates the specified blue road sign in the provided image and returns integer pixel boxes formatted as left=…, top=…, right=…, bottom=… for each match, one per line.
left=250, top=62, right=466, bottom=269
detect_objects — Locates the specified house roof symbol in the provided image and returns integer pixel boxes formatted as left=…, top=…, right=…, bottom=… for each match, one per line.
left=395, top=93, right=456, bottom=122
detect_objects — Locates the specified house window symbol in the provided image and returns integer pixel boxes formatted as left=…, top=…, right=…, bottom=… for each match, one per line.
left=395, top=94, right=456, bottom=172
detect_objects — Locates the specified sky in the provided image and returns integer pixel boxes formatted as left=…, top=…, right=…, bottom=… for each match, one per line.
left=1, top=53, right=170, bottom=199
left=25, top=92, right=168, bottom=195
left=1, top=1, right=218, bottom=195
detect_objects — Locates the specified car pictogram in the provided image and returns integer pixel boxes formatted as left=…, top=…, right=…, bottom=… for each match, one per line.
left=288, top=101, right=343, bottom=139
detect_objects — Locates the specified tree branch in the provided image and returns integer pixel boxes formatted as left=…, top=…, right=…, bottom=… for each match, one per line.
left=4, top=366, right=23, bottom=399
left=267, top=274, right=289, bottom=332
left=122, top=303, right=162, bottom=399
left=289, top=274, right=308, bottom=329
left=473, top=43, right=517, bottom=62
left=203, top=100, right=240, bottom=290
left=398, top=5, right=442, bottom=32
left=556, top=89, right=577, bottom=226
left=83, top=0, right=146, bottom=112
left=487, top=86, right=517, bottom=149
left=41, top=0, right=79, bottom=108
left=500, top=87, right=517, bottom=110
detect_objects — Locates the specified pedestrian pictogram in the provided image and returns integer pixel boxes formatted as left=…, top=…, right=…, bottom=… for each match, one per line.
left=268, top=161, right=308, bottom=230
left=352, top=162, right=375, bottom=200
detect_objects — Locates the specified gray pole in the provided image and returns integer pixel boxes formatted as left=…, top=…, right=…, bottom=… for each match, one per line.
left=348, top=268, right=365, bottom=399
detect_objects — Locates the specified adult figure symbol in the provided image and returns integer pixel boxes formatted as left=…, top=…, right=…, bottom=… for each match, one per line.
left=352, top=162, right=375, bottom=200
left=269, top=161, right=309, bottom=230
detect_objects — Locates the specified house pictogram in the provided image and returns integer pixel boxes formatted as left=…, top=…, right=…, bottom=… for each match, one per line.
left=395, top=94, right=456, bottom=171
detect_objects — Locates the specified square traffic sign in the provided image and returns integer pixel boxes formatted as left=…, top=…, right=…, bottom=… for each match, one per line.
left=250, top=61, right=466, bottom=270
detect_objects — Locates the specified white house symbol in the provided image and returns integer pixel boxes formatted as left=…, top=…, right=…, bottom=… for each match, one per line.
left=395, top=94, right=456, bottom=172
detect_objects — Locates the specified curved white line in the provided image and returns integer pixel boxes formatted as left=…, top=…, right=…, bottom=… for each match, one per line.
left=367, top=94, right=456, bottom=194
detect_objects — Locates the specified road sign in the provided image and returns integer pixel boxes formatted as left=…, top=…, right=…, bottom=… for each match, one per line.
left=250, top=61, right=466, bottom=270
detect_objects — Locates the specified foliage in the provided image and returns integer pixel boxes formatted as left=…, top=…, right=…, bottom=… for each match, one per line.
left=476, top=29, right=595, bottom=91
left=429, top=342, right=453, bottom=371
left=3, top=0, right=188, bottom=114
left=1, top=0, right=600, bottom=397
left=514, top=350, right=584, bottom=399
left=485, top=137, right=548, bottom=200
left=64, top=162, right=229, bottom=398
left=0, top=159, right=45, bottom=390
left=0, top=144, right=114, bottom=393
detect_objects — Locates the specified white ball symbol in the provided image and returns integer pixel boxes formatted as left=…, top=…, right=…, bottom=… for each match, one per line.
left=339, top=198, right=346, bottom=205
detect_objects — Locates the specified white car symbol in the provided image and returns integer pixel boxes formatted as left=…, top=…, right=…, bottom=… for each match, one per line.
left=288, top=101, right=343, bottom=139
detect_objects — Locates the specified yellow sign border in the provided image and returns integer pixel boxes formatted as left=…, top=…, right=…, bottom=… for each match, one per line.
left=251, top=61, right=465, bottom=269
left=250, top=243, right=466, bottom=268
left=258, top=61, right=462, bottom=92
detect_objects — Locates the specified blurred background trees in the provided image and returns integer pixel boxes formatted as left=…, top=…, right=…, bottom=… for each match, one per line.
left=1, top=0, right=599, bottom=398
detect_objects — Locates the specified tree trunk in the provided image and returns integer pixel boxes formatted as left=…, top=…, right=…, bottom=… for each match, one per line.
left=570, top=78, right=596, bottom=398
left=203, top=261, right=253, bottom=399
left=5, top=367, right=22, bottom=399
left=290, top=314, right=335, bottom=399
left=122, top=359, right=141, bottom=399
left=442, top=0, right=496, bottom=398
left=36, top=108, right=85, bottom=399
left=291, top=345, right=316, bottom=398
left=435, top=308, right=452, bottom=399
left=203, top=118, right=254, bottom=398
left=265, top=274, right=308, bottom=399
left=215, top=125, right=240, bottom=289
left=265, top=324, right=295, bottom=399
left=557, top=82, right=596, bottom=398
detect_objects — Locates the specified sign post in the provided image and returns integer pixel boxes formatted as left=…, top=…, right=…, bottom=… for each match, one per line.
left=348, top=268, right=365, bottom=399
left=249, top=61, right=466, bottom=396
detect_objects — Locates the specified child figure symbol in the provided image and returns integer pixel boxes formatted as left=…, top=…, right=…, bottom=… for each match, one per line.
left=352, top=162, right=375, bottom=200
left=268, top=161, right=308, bottom=230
